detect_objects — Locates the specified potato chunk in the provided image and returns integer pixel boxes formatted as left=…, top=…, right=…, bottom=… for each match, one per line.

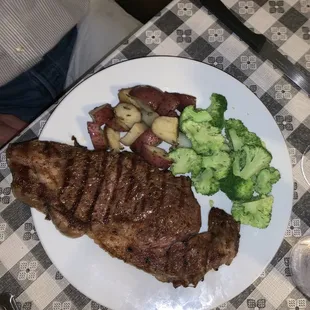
left=114, top=103, right=141, bottom=129
left=141, top=145, right=172, bottom=170
left=152, top=116, right=178, bottom=145
left=104, top=127, right=122, bottom=153
left=120, top=122, right=148, bottom=146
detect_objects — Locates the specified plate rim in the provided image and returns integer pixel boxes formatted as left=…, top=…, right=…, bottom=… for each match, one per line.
left=36, top=56, right=294, bottom=309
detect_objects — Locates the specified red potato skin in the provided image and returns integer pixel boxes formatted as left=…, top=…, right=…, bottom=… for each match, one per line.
left=140, top=145, right=173, bottom=170
left=130, top=128, right=161, bottom=153
left=167, top=110, right=178, bottom=117
left=129, top=85, right=164, bottom=111
left=87, top=122, right=108, bottom=150
left=156, top=92, right=180, bottom=116
left=106, top=118, right=128, bottom=132
left=89, top=104, right=114, bottom=126
left=171, top=93, right=197, bottom=112
left=89, top=103, right=128, bottom=132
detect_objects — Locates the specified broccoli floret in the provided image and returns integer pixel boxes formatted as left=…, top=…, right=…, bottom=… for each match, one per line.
left=231, top=195, right=274, bottom=229
left=206, top=93, right=228, bottom=129
left=225, top=119, right=263, bottom=151
left=192, top=168, right=220, bottom=196
left=180, top=105, right=212, bottom=125
left=202, top=151, right=231, bottom=180
left=233, top=145, right=272, bottom=180
left=168, top=148, right=202, bottom=176
left=220, top=170, right=254, bottom=201
left=221, top=143, right=230, bottom=152
left=181, top=119, right=225, bottom=155
left=255, top=167, right=281, bottom=195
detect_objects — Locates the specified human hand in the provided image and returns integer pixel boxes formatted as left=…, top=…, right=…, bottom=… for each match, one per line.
left=0, top=114, right=27, bottom=148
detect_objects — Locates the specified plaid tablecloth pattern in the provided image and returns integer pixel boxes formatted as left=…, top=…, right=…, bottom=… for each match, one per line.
left=1, top=0, right=310, bottom=309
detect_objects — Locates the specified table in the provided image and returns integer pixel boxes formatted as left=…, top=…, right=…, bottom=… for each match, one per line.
left=0, top=0, right=309, bottom=309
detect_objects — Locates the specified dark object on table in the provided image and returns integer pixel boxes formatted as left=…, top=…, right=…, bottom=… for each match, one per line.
left=0, top=292, right=19, bottom=310
left=200, top=0, right=310, bottom=95
left=7, top=140, right=240, bottom=288
left=116, top=0, right=171, bottom=23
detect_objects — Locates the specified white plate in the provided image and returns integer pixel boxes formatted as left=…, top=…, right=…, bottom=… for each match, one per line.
left=37, top=57, right=293, bottom=310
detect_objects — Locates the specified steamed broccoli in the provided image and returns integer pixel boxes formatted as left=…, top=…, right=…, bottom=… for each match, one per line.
left=206, top=93, right=228, bottom=129
left=220, top=171, right=254, bottom=201
left=180, top=105, right=212, bottom=125
left=255, top=167, right=281, bottom=195
left=192, top=168, right=220, bottom=196
left=202, top=151, right=231, bottom=180
left=168, top=148, right=202, bottom=176
left=233, top=145, right=272, bottom=180
left=221, top=143, right=231, bottom=152
left=231, top=195, right=274, bottom=228
left=181, top=119, right=225, bottom=155
left=225, top=119, right=263, bottom=151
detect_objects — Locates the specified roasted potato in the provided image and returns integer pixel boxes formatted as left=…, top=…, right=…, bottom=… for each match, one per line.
left=167, top=110, right=178, bottom=117
left=141, top=110, right=159, bottom=127
left=118, top=88, right=154, bottom=113
left=130, top=128, right=161, bottom=153
left=89, top=103, right=114, bottom=126
left=140, top=145, right=172, bottom=169
left=106, top=118, right=129, bottom=132
left=114, top=103, right=141, bottom=129
left=172, top=93, right=197, bottom=112
left=129, top=85, right=164, bottom=111
left=156, top=92, right=180, bottom=116
left=118, top=88, right=138, bottom=107
left=120, top=122, right=148, bottom=146
left=87, top=122, right=108, bottom=150
left=104, top=126, right=123, bottom=152
left=88, top=102, right=128, bottom=131
left=152, top=116, right=178, bottom=145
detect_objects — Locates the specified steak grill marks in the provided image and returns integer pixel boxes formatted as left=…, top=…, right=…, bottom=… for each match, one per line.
left=124, top=155, right=136, bottom=204
left=87, top=152, right=108, bottom=223
left=104, top=154, right=123, bottom=223
left=7, top=140, right=240, bottom=288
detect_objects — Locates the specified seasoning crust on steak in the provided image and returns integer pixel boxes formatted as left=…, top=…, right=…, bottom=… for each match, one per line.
left=7, top=140, right=240, bottom=287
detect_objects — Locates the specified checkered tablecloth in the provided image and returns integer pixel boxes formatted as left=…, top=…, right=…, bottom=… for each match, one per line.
left=1, top=0, right=310, bottom=309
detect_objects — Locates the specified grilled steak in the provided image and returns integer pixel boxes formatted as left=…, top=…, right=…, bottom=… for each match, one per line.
left=7, top=140, right=240, bottom=287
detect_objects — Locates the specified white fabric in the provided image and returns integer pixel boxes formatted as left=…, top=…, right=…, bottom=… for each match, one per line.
left=66, top=0, right=142, bottom=87
left=0, top=0, right=89, bottom=86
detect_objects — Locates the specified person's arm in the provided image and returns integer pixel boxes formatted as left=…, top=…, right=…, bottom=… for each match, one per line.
left=0, top=0, right=89, bottom=86
left=0, top=115, right=27, bottom=147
